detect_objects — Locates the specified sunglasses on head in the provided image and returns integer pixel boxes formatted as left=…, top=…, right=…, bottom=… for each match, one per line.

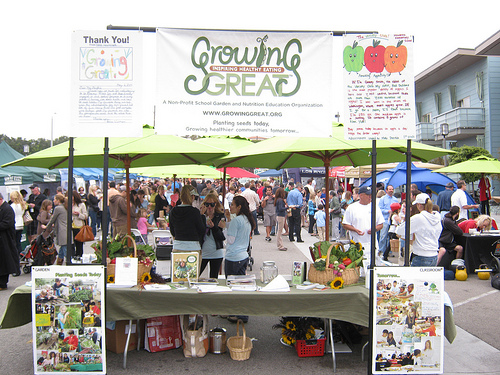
left=204, top=202, right=216, bottom=207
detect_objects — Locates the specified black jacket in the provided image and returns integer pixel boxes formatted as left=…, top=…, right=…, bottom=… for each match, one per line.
left=205, top=212, right=226, bottom=249
left=169, top=205, right=205, bottom=243
left=439, top=216, right=463, bottom=245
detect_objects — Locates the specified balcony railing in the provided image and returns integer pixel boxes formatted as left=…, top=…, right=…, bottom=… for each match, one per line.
left=433, top=107, right=485, bottom=140
left=416, top=122, right=434, bottom=142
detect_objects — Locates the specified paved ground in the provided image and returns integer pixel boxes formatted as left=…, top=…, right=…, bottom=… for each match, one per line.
left=2, top=217, right=500, bottom=374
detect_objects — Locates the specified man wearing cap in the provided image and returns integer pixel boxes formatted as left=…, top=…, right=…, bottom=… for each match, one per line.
left=451, top=180, right=479, bottom=221
left=27, top=184, right=47, bottom=242
left=378, top=185, right=398, bottom=258
left=437, top=182, right=455, bottom=219
left=342, top=186, right=384, bottom=260
left=109, top=185, right=137, bottom=236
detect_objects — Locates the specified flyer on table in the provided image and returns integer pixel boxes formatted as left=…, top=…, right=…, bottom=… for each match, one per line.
left=155, top=28, right=334, bottom=137
left=70, top=30, right=143, bottom=138
left=343, top=33, right=416, bottom=140
left=32, top=266, right=106, bottom=374
left=372, top=267, right=444, bottom=374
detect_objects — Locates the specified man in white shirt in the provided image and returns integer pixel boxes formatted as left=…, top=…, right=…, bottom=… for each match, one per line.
left=451, top=180, right=479, bottom=221
left=241, top=182, right=261, bottom=235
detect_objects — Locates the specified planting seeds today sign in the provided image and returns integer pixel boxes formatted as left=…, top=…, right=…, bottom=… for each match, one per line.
left=155, top=29, right=334, bottom=137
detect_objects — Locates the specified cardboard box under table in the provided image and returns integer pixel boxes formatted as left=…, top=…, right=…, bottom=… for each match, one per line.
left=106, top=320, right=143, bottom=353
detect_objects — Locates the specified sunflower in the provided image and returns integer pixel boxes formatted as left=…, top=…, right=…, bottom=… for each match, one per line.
left=305, top=325, right=316, bottom=339
left=140, top=273, right=152, bottom=283
left=330, top=277, right=344, bottom=289
left=285, top=321, right=297, bottom=331
left=107, top=275, right=115, bottom=283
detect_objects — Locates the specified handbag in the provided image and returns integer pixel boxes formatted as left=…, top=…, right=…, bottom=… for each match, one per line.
left=181, top=314, right=209, bottom=358
left=75, top=221, right=94, bottom=242
left=23, top=211, right=33, bottom=225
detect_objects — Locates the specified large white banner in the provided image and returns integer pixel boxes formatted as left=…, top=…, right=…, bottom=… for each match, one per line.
left=372, top=267, right=444, bottom=374
left=343, top=34, right=416, bottom=140
left=71, top=31, right=143, bottom=137
left=156, top=29, right=334, bottom=137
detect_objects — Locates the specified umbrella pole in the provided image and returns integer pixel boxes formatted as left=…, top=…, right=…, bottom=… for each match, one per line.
left=404, top=140, right=412, bottom=266
left=368, top=139, right=377, bottom=375
left=102, top=138, right=109, bottom=267
left=124, top=157, right=131, bottom=235
left=222, top=168, right=227, bottom=207
left=66, top=137, right=74, bottom=265
left=324, top=161, right=330, bottom=240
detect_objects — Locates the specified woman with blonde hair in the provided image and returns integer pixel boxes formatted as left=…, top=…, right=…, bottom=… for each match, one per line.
left=71, top=191, right=88, bottom=258
left=10, top=191, right=27, bottom=255
left=409, top=193, right=442, bottom=267
left=169, top=185, right=205, bottom=251
left=458, top=214, right=493, bottom=233
left=199, top=192, right=225, bottom=278
left=87, top=185, right=101, bottom=237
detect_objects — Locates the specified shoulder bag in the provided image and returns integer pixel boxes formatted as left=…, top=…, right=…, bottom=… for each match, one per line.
left=75, top=220, right=94, bottom=242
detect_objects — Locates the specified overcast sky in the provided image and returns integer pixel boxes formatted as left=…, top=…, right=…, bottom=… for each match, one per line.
left=1, top=0, right=498, bottom=140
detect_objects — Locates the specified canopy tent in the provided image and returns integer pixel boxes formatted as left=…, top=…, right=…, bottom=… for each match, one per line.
left=433, top=155, right=500, bottom=174
left=0, top=141, right=60, bottom=186
left=129, top=165, right=223, bottom=179
left=257, top=169, right=283, bottom=177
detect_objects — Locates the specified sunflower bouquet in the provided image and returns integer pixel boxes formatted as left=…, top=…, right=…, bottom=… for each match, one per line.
left=273, top=317, right=324, bottom=346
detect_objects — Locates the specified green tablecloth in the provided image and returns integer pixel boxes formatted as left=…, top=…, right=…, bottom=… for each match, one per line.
left=0, top=283, right=456, bottom=343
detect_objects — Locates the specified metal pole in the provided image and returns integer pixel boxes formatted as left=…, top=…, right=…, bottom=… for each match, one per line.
left=66, top=137, right=74, bottom=265
left=367, top=140, right=377, bottom=375
left=102, top=138, right=109, bottom=267
left=405, top=140, right=412, bottom=266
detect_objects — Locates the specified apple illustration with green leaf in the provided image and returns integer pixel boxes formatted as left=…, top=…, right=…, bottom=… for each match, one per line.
left=343, top=41, right=364, bottom=72
left=384, top=40, right=407, bottom=73
left=364, top=40, right=385, bottom=73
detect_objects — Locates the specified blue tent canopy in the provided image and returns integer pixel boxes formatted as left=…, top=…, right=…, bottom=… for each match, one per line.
left=257, top=169, right=283, bottom=177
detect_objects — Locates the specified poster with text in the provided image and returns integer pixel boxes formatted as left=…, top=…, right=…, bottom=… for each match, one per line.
left=343, top=34, right=416, bottom=140
left=32, top=266, right=106, bottom=374
left=71, top=30, right=143, bottom=137
left=156, top=28, right=334, bottom=137
left=372, top=267, right=444, bottom=374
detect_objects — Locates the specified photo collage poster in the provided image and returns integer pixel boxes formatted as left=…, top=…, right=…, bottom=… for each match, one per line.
left=372, top=267, right=444, bottom=374
left=32, top=266, right=106, bottom=374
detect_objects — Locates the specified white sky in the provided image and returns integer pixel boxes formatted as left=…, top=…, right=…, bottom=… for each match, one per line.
left=1, top=0, right=498, bottom=139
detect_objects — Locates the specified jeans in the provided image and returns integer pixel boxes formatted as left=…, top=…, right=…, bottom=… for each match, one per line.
left=308, top=214, right=316, bottom=233
left=57, top=245, right=67, bottom=260
left=379, top=222, right=390, bottom=255
left=410, top=255, right=438, bottom=267
left=89, top=209, right=97, bottom=237
left=225, top=258, right=249, bottom=277
left=252, top=210, right=259, bottom=234
left=330, top=216, right=340, bottom=241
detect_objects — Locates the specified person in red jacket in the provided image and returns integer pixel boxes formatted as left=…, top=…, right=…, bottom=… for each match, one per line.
left=63, top=330, right=79, bottom=351
left=479, top=174, right=491, bottom=215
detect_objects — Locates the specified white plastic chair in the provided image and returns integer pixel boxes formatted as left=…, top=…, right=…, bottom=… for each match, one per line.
left=130, top=228, right=145, bottom=245
left=151, top=230, right=171, bottom=249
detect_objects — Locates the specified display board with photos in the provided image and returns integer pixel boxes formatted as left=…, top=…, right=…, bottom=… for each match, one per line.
left=32, top=266, right=106, bottom=374
left=372, top=267, right=444, bottom=374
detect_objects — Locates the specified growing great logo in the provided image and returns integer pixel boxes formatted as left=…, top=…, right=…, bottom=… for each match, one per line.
left=184, top=35, right=302, bottom=97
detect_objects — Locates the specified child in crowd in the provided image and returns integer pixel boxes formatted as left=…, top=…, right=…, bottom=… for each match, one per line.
left=137, top=208, right=155, bottom=244
left=314, top=204, right=326, bottom=241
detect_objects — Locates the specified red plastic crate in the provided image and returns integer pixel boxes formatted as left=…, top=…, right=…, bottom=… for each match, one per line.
left=294, top=338, right=326, bottom=357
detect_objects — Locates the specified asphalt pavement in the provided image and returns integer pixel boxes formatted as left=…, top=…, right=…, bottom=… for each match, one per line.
left=1, top=217, right=500, bottom=374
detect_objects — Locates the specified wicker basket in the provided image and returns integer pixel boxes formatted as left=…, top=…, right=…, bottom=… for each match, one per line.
left=308, top=242, right=360, bottom=286
left=227, top=319, right=253, bottom=361
left=106, top=235, right=152, bottom=284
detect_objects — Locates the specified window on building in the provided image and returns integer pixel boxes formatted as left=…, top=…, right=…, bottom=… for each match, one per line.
left=457, top=97, right=471, bottom=108
left=476, top=135, right=485, bottom=149
left=421, top=113, right=431, bottom=123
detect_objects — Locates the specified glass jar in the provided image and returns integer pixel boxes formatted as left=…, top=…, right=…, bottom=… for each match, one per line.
left=260, top=261, right=278, bottom=283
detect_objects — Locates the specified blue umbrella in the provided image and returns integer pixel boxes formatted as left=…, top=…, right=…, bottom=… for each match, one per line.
left=360, top=162, right=478, bottom=206
left=360, top=162, right=456, bottom=192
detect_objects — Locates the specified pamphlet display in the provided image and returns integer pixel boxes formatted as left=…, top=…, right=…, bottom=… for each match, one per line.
left=32, top=265, right=106, bottom=374
left=372, top=267, right=444, bottom=374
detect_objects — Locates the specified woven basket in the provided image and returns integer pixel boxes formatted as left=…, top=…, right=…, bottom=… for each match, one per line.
left=106, top=235, right=152, bottom=284
left=308, top=243, right=360, bottom=286
left=227, top=319, right=252, bottom=361
left=308, top=243, right=343, bottom=284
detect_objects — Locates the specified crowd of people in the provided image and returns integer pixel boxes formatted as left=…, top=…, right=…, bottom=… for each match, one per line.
left=0, top=173, right=495, bottom=290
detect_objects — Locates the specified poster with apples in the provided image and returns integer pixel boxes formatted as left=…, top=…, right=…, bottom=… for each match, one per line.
left=343, top=34, right=415, bottom=140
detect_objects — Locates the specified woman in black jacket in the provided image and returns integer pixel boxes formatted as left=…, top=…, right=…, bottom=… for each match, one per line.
left=437, top=206, right=464, bottom=268
left=169, top=185, right=205, bottom=251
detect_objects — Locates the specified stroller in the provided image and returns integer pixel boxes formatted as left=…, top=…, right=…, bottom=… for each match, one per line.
left=30, top=234, right=58, bottom=268
left=19, top=243, right=35, bottom=274
left=491, top=239, right=500, bottom=274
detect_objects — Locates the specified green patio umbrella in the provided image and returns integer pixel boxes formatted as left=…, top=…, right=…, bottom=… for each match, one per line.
left=433, top=155, right=500, bottom=174
left=129, top=164, right=223, bottom=179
